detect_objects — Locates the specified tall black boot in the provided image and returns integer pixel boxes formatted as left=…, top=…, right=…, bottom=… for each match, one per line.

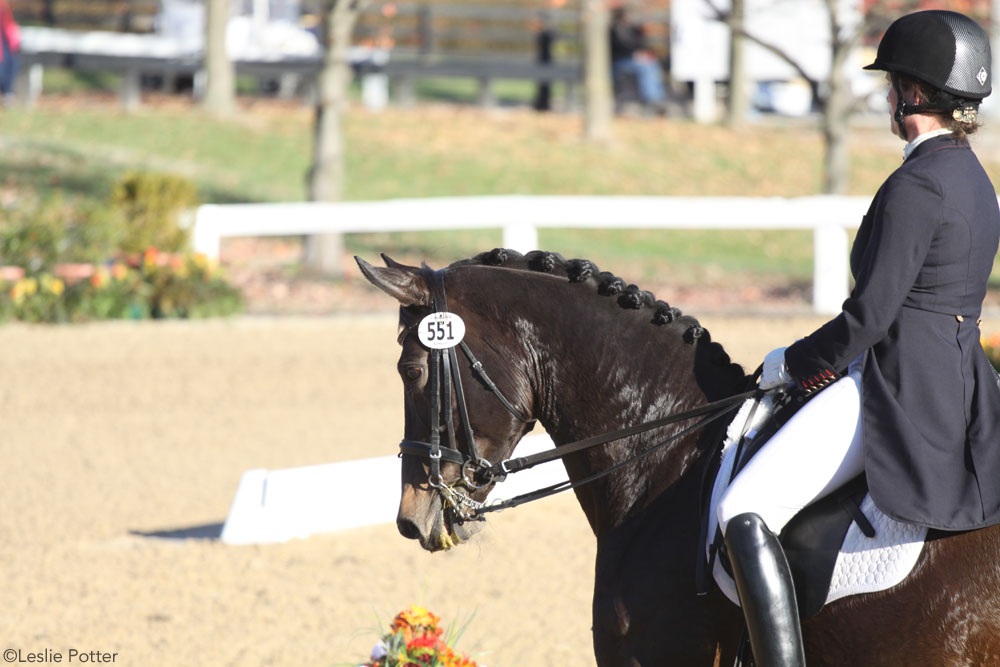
left=724, top=512, right=806, bottom=667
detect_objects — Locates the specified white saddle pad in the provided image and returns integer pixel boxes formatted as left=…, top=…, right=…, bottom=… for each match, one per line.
left=708, top=395, right=927, bottom=609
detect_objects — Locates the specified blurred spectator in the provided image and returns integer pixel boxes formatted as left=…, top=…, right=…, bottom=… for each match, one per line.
left=0, top=0, right=20, bottom=105
left=609, top=3, right=666, bottom=114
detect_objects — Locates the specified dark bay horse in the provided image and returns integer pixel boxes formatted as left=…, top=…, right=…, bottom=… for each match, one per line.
left=357, top=249, right=1000, bottom=666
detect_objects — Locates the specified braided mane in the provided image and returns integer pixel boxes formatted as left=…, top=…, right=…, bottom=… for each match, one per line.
left=450, top=248, right=746, bottom=382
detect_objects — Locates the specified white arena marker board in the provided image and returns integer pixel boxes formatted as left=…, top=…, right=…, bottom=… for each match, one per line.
left=220, top=434, right=563, bottom=545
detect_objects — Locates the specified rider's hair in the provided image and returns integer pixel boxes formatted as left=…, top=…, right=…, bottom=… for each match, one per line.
left=898, top=73, right=981, bottom=140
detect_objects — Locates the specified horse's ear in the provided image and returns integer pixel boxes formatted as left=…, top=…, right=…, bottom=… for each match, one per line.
left=355, top=256, right=431, bottom=307
left=380, top=253, right=409, bottom=270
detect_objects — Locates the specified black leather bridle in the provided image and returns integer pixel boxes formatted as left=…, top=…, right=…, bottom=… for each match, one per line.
left=398, top=267, right=763, bottom=521
left=398, top=268, right=535, bottom=497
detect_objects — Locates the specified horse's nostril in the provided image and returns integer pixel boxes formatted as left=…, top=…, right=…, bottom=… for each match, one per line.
left=397, top=518, right=422, bottom=541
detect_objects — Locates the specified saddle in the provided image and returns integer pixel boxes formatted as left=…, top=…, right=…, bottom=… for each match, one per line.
left=699, top=391, right=927, bottom=619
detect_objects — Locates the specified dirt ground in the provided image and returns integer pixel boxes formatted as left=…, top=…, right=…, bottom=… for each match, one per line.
left=3, top=312, right=999, bottom=666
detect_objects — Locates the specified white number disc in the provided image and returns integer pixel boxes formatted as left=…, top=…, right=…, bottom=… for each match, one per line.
left=418, top=312, right=466, bottom=349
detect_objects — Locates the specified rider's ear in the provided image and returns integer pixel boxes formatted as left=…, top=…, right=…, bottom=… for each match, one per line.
left=355, top=256, right=432, bottom=307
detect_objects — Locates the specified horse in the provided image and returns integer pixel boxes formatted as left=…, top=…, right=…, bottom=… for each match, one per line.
left=357, top=248, right=1000, bottom=666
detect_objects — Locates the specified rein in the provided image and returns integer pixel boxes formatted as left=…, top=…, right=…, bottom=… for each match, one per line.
left=474, top=388, right=761, bottom=517
left=399, top=267, right=763, bottom=520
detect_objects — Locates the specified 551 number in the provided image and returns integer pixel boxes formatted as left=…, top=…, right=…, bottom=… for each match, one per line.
left=424, top=320, right=454, bottom=342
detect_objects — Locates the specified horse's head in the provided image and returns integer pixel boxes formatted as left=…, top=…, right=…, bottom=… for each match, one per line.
left=357, top=253, right=538, bottom=552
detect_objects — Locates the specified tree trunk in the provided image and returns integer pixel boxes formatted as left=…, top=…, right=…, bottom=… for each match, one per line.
left=305, top=1, right=367, bottom=276
left=201, top=0, right=235, bottom=116
left=308, top=1, right=361, bottom=202
left=821, top=0, right=853, bottom=195
left=822, top=70, right=851, bottom=195
left=582, top=0, right=613, bottom=142
left=726, top=0, right=748, bottom=129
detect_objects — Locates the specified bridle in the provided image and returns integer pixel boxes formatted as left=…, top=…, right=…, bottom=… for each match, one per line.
left=398, top=267, right=763, bottom=521
left=398, top=268, right=535, bottom=514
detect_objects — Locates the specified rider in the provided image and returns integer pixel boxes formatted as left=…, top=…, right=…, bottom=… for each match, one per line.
left=717, top=10, right=1000, bottom=666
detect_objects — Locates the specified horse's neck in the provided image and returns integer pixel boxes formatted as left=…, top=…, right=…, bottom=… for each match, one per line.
left=529, top=304, right=721, bottom=538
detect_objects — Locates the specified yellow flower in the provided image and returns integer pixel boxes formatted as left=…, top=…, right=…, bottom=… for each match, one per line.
left=45, top=277, right=65, bottom=296
left=111, top=263, right=128, bottom=281
left=393, top=605, right=441, bottom=633
left=23, top=277, right=37, bottom=296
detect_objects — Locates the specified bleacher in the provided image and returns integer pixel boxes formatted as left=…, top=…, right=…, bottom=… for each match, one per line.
left=9, top=0, right=671, bottom=110
left=9, top=0, right=160, bottom=32
left=355, top=1, right=669, bottom=108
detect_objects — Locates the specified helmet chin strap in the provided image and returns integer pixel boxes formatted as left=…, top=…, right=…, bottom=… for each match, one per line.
left=891, top=72, right=964, bottom=139
left=891, top=73, right=909, bottom=138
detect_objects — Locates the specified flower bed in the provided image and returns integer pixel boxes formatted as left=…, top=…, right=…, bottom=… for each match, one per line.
left=0, top=171, right=244, bottom=323
left=0, top=249, right=243, bottom=323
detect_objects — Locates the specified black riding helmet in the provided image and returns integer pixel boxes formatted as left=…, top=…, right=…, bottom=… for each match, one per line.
left=864, top=10, right=992, bottom=135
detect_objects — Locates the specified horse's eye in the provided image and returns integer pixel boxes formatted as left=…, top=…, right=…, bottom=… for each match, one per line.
left=404, top=367, right=423, bottom=381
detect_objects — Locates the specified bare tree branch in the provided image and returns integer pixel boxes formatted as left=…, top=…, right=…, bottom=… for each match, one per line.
left=702, top=0, right=907, bottom=111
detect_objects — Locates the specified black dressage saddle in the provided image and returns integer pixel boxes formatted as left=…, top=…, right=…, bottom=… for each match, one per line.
left=702, top=392, right=874, bottom=619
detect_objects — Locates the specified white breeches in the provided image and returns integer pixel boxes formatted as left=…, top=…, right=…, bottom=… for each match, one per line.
left=717, top=358, right=866, bottom=536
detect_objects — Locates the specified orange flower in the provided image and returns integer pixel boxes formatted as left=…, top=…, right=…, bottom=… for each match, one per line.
left=91, top=268, right=110, bottom=289
left=143, top=247, right=159, bottom=267
left=406, top=634, right=437, bottom=650
left=111, top=263, right=129, bottom=281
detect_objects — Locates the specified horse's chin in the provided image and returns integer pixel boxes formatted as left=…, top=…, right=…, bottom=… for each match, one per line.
left=422, top=513, right=481, bottom=553
left=399, top=487, right=485, bottom=552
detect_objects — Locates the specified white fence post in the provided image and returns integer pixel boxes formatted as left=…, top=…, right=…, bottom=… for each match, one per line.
left=14, top=63, right=44, bottom=107
left=503, top=221, right=539, bottom=254
left=191, top=205, right=223, bottom=260
left=812, top=222, right=850, bottom=315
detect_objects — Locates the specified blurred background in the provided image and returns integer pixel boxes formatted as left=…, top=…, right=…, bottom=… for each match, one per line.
left=4, top=0, right=998, bottom=321
left=3, top=2, right=1000, bottom=666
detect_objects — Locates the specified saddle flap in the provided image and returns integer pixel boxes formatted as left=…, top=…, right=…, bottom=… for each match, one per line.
left=779, top=475, right=868, bottom=618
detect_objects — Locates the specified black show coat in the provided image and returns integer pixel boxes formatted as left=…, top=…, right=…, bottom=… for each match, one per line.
left=785, top=134, right=1000, bottom=531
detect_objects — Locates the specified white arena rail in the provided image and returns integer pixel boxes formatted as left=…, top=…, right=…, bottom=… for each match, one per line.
left=192, top=195, right=872, bottom=314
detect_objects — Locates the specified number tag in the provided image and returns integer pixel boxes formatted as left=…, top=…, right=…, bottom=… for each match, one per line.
left=418, top=312, right=466, bottom=349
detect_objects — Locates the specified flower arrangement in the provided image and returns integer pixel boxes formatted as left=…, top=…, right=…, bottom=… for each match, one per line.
left=983, top=333, right=1000, bottom=372
left=358, top=606, right=480, bottom=667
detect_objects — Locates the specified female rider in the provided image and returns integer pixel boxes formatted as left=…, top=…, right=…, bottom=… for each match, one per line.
left=717, top=10, right=1000, bottom=666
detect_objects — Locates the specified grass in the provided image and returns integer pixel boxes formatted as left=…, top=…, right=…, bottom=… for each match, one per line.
left=2, top=95, right=998, bottom=290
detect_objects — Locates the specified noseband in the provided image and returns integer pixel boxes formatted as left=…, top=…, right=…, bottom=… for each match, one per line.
left=399, top=269, right=535, bottom=499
